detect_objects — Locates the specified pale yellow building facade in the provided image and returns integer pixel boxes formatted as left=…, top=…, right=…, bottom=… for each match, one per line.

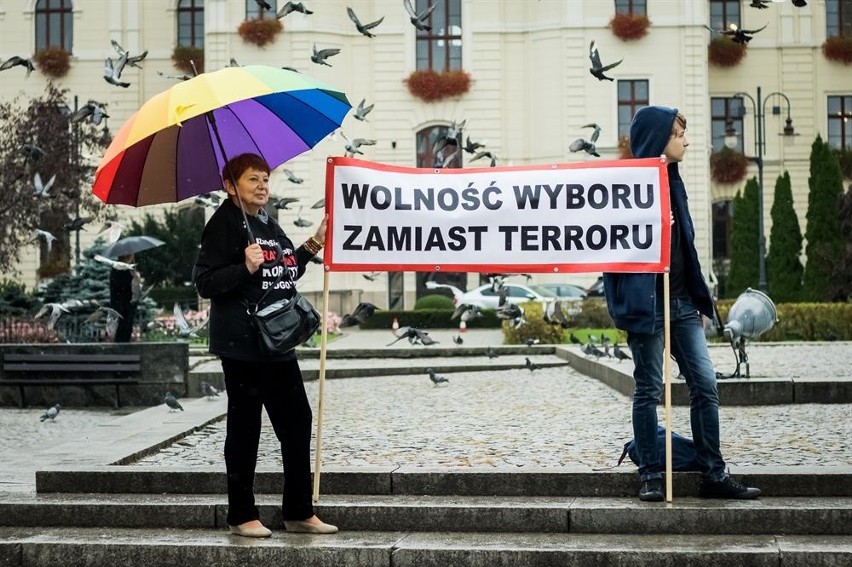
left=0, top=0, right=848, bottom=311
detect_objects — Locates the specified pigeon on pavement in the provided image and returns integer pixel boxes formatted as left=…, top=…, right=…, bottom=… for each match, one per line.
left=427, top=368, right=449, bottom=386
left=165, top=392, right=184, bottom=412
left=40, top=403, right=61, bottom=422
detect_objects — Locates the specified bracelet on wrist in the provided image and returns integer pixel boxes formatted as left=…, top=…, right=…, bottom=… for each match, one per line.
left=304, top=237, right=323, bottom=255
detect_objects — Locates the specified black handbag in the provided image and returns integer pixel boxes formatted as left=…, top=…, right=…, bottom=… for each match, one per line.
left=248, top=263, right=320, bottom=355
left=250, top=293, right=320, bottom=355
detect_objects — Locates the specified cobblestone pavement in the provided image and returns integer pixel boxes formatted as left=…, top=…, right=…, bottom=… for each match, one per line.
left=3, top=340, right=850, bottom=476
left=136, top=352, right=852, bottom=470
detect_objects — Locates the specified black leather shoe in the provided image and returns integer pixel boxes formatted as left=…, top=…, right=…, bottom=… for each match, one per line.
left=699, top=476, right=761, bottom=499
left=639, top=478, right=664, bottom=502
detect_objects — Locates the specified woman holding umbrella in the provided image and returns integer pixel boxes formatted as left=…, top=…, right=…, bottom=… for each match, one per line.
left=193, top=153, right=335, bottom=538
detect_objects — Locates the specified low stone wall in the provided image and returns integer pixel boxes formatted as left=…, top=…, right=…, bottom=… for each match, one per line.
left=0, top=342, right=189, bottom=408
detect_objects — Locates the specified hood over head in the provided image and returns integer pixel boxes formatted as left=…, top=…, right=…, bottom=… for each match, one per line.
left=629, top=106, right=678, bottom=159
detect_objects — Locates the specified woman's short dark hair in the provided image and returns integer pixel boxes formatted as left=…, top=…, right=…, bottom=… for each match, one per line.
left=222, top=153, right=270, bottom=186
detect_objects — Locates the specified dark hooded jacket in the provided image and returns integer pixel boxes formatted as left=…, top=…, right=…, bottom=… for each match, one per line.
left=602, top=106, right=714, bottom=334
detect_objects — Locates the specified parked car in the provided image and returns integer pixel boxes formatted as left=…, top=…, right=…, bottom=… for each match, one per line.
left=537, top=283, right=587, bottom=300
left=425, top=281, right=558, bottom=309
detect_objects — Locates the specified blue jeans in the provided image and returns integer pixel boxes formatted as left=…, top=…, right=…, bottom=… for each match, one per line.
left=627, top=298, right=726, bottom=482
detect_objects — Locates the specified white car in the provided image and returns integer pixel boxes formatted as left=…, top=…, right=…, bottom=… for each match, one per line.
left=425, top=280, right=559, bottom=309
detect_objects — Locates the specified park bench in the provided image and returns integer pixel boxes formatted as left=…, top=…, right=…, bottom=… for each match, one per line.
left=1, top=353, right=140, bottom=408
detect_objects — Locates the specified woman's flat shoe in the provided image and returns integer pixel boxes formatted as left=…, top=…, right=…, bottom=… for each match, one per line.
left=229, top=523, right=272, bottom=538
left=284, top=520, right=338, bottom=534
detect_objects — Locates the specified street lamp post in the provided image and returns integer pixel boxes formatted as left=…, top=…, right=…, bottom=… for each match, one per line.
left=729, top=86, right=797, bottom=293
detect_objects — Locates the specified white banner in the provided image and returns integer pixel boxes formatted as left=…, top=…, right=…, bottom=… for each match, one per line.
left=324, top=157, right=671, bottom=274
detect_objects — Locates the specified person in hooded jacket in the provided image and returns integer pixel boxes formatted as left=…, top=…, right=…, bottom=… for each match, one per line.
left=193, top=153, right=337, bottom=538
left=603, top=106, right=760, bottom=502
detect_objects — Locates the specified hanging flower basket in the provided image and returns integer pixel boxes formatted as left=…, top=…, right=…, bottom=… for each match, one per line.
left=171, top=45, right=204, bottom=74
left=609, top=13, right=650, bottom=41
left=708, top=37, right=746, bottom=68
left=34, top=47, right=71, bottom=78
left=822, top=36, right=852, bottom=65
left=237, top=18, right=283, bottom=48
left=405, top=69, right=471, bottom=103
left=710, top=147, right=749, bottom=184
left=617, top=136, right=633, bottom=159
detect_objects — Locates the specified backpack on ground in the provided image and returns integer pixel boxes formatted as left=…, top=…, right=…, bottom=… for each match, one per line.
left=617, top=425, right=702, bottom=472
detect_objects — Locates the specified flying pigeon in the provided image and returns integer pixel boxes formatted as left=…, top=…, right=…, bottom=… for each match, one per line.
left=569, top=123, right=602, bottom=157
left=94, top=254, right=135, bottom=271
left=34, top=303, right=70, bottom=330
left=165, top=391, right=184, bottom=412
left=30, top=229, right=57, bottom=254
left=426, top=368, right=449, bottom=386
left=110, top=39, right=147, bottom=68
left=33, top=172, right=57, bottom=198
left=272, top=196, right=299, bottom=210
left=0, top=56, right=35, bottom=78
left=173, top=302, right=209, bottom=338
left=463, top=135, right=485, bottom=154
left=40, top=403, right=61, bottom=422
left=340, top=302, right=380, bottom=327
left=85, top=306, right=123, bottom=337
left=704, top=22, right=768, bottom=45
left=404, top=0, right=437, bottom=31
left=103, top=54, right=130, bottom=88
left=344, top=136, right=377, bottom=157
left=470, top=150, right=497, bottom=167
left=293, top=207, right=313, bottom=227
left=277, top=1, right=313, bottom=18
left=347, top=7, right=384, bottom=38
left=282, top=168, right=304, bottom=184
left=311, top=44, right=341, bottom=67
left=353, top=98, right=375, bottom=121
left=588, top=40, right=623, bottom=81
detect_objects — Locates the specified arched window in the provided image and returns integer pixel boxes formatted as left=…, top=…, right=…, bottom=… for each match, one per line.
left=415, top=124, right=463, bottom=168
left=826, top=0, right=852, bottom=37
left=709, top=0, right=740, bottom=31
left=415, top=0, right=462, bottom=72
left=177, top=0, right=205, bottom=48
left=246, top=0, right=277, bottom=19
left=35, top=0, right=73, bottom=52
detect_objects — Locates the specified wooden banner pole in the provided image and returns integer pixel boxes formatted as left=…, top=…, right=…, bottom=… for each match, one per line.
left=312, top=269, right=331, bottom=503
left=663, top=271, right=673, bottom=502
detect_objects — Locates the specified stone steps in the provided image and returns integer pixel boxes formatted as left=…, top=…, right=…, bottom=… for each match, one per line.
left=34, top=467, right=852, bottom=498
left=1, top=493, right=851, bottom=536
left=1, top=527, right=849, bottom=567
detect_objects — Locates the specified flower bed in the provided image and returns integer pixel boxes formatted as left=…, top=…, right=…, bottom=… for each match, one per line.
left=609, top=13, right=650, bottom=41
left=822, top=36, right=852, bottom=65
left=405, top=69, right=471, bottom=103
left=710, top=147, right=749, bottom=184
left=237, top=17, right=283, bottom=47
left=708, top=37, right=746, bottom=68
left=34, top=47, right=71, bottom=78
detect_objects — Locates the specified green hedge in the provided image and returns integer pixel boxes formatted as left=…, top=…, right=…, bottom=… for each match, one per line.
left=414, top=294, right=455, bottom=310
left=149, top=286, right=199, bottom=310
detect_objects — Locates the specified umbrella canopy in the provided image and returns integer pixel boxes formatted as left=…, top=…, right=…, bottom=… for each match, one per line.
left=92, top=65, right=351, bottom=206
left=100, top=236, right=165, bottom=259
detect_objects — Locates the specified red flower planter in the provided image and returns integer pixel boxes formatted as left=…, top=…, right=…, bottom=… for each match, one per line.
left=822, top=36, right=852, bottom=65
left=405, top=69, right=471, bottom=103
left=708, top=37, right=746, bottom=68
left=34, top=47, right=71, bottom=78
left=710, top=147, right=749, bottom=184
left=609, top=13, right=650, bottom=41
left=238, top=18, right=283, bottom=48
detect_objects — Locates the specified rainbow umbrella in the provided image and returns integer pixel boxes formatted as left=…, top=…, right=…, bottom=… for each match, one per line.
left=92, top=65, right=351, bottom=206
